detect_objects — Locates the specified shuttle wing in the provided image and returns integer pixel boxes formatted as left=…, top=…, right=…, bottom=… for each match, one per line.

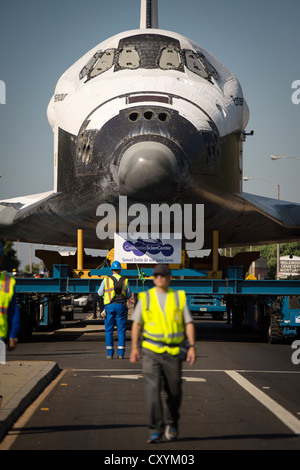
left=0, top=191, right=56, bottom=226
left=1, top=189, right=300, bottom=250
left=210, top=192, right=300, bottom=248
left=0, top=191, right=84, bottom=247
left=239, top=193, right=300, bottom=228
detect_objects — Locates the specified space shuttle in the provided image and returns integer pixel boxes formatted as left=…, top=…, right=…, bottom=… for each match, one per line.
left=1, top=0, right=300, bottom=252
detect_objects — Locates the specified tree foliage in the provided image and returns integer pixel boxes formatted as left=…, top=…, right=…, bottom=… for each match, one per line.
left=24, top=263, right=40, bottom=275
left=257, top=242, right=300, bottom=279
left=0, top=239, right=20, bottom=272
left=222, top=243, right=300, bottom=279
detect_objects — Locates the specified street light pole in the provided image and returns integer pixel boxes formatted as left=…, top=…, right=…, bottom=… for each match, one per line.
left=270, top=154, right=300, bottom=274
left=270, top=155, right=300, bottom=161
left=243, top=176, right=280, bottom=199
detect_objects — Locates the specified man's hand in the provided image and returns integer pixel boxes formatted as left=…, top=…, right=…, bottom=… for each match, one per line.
left=185, top=322, right=196, bottom=366
left=186, top=346, right=196, bottom=366
left=130, top=348, right=141, bottom=364
left=8, top=338, right=17, bottom=351
left=130, top=321, right=142, bottom=364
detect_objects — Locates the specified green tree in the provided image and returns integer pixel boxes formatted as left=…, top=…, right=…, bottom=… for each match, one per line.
left=222, top=243, right=300, bottom=279
left=257, top=245, right=277, bottom=279
left=0, top=239, right=20, bottom=272
left=257, top=243, right=300, bottom=279
left=24, top=263, right=40, bottom=275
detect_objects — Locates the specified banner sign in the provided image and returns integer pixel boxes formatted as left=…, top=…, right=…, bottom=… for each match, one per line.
left=114, top=233, right=182, bottom=264
left=280, top=257, right=300, bottom=275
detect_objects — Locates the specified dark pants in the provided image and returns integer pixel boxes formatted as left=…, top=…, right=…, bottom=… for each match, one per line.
left=142, top=348, right=182, bottom=433
left=92, top=294, right=103, bottom=318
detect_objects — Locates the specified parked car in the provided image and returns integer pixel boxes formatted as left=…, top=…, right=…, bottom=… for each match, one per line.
left=74, top=295, right=92, bottom=312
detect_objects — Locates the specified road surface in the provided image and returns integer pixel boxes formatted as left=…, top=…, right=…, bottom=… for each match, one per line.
left=1, top=314, right=300, bottom=451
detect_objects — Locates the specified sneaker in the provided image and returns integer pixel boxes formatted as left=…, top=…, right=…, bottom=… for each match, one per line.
left=147, top=432, right=163, bottom=443
left=106, top=356, right=113, bottom=360
left=118, top=356, right=124, bottom=359
left=165, top=425, right=178, bottom=441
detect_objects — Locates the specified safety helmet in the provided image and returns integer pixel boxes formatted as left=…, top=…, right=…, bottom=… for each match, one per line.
left=0, top=243, right=4, bottom=256
left=111, top=260, right=122, bottom=270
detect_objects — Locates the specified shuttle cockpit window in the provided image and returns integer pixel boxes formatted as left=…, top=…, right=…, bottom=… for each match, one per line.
left=198, top=52, right=219, bottom=81
left=79, top=39, right=219, bottom=84
left=89, top=49, right=115, bottom=78
left=185, top=50, right=209, bottom=79
left=159, top=47, right=181, bottom=70
left=118, top=46, right=140, bottom=69
left=184, top=50, right=219, bottom=82
left=80, top=49, right=116, bottom=81
left=79, top=53, right=100, bottom=80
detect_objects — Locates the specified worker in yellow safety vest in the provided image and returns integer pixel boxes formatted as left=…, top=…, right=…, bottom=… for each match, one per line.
left=130, top=264, right=196, bottom=443
left=0, top=242, right=20, bottom=363
left=98, top=260, right=132, bottom=359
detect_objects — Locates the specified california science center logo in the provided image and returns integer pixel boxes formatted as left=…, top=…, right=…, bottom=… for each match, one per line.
left=123, top=238, right=174, bottom=257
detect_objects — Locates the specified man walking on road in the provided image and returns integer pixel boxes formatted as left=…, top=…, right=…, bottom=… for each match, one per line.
left=98, top=260, right=132, bottom=359
left=0, top=242, right=20, bottom=363
left=130, top=264, right=196, bottom=443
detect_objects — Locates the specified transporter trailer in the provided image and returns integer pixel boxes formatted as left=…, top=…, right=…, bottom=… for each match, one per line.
left=13, top=230, right=300, bottom=344
left=14, top=264, right=300, bottom=344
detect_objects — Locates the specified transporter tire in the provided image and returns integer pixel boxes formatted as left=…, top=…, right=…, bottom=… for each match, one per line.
left=65, top=309, right=74, bottom=320
left=18, top=303, right=33, bottom=342
left=267, top=314, right=284, bottom=344
left=52, top=302, right=62, bottom=331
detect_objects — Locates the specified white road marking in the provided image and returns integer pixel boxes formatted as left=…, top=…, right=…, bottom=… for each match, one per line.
left=93, top=374, right=143, bottom=380
left=75, top=369, right=300, bottom=374
left=225, top=370, right=300, bottom=436
left=74, top=369, right=140, bottom=372
left=92, top=374, right=206, bottom=382
left=183, top=377, right=206, bottom=382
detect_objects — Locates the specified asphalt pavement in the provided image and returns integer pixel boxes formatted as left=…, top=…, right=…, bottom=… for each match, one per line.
left=0, top=319, right=105, bottom=442
left=1, top=315, right=300, bottom=452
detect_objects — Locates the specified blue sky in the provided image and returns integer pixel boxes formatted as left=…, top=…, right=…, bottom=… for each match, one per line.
left=0, top=0, right=299, bottom=268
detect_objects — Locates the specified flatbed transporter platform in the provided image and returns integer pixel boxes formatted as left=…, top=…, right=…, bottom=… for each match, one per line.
left=15, top=264, right=300, bottom=343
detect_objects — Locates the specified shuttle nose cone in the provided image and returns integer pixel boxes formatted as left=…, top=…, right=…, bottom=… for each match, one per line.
left=118, top=142, right=180, bottom=201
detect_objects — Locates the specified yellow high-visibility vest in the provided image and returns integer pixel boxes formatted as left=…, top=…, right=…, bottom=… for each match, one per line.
left=139, top=287, right=186, bottom=355
left=0, top=272, right=15, bottom=338
left=103, top=274, right=128, bottom=305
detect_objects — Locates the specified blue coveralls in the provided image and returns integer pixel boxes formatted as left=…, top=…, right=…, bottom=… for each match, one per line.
left=98, top=276, right=132, bottom=357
